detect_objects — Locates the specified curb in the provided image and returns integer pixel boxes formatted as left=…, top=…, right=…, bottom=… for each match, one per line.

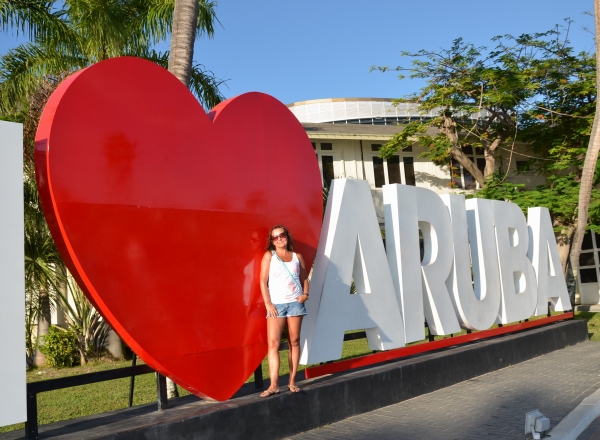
left=548, top=387, right=600, bottom=440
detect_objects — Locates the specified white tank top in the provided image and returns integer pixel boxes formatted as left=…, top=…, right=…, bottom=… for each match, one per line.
left=268, top=252, right=302, bottom=304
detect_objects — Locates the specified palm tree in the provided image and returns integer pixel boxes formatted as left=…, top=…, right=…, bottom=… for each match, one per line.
left=23, top=164, right=65, bottom=366
left=164, top=0, right=219, bottom=397
left=167, top=0, right=216, bottom=86
left=1, top=0, right=224, bottom=367
left=570, top=0, right=600, bottom=302
left=0, top=0, right=224, bottom=114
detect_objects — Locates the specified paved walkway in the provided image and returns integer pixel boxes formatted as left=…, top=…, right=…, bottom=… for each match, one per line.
left=579, top=414, right=600, bottom=439
left=289, top=341, right=600, bottom=440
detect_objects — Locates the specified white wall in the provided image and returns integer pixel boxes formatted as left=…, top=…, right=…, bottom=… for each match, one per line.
left=0, top=121, right=26, bottom=427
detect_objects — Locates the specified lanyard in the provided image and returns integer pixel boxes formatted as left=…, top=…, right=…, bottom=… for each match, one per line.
left=272, top=251, right=303, bottom=292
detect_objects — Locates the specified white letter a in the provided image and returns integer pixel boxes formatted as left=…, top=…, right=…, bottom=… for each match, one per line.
left=300, top=179, right=405, bottom=365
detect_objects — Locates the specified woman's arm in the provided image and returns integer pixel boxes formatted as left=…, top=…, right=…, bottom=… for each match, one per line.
left=296, top=253, right=310, bottom=304
left=260, top=251, right=278, bottom=317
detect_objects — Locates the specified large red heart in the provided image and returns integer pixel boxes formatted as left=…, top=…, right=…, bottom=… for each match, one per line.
left=34, top=57, right=322, bottom=401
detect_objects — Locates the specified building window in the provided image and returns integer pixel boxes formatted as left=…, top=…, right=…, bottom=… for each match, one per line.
left=313, top=142, right=336, bottom=186
left=321, top=156, right=334, bottom=188
left=404, top=157, right=416, bottom=186
left=579, top=231, right=600, bottom=284
left=373, top=157, right=386, bottom=188
left=476, top=158, right=486, bottom=175
left=516, top=161, right=531, bottom=173
left=463, top=168, right=476, bottom=190
left=387, top=156, right=402, bottom=184
left=372, top=155, right=416, bottom=188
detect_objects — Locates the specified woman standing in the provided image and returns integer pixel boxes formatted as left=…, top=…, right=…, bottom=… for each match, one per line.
left=259, top=225, right=309, bottom=396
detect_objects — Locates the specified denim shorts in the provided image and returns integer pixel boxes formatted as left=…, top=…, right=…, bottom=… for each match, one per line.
left=268, top=301, right=307, bottom=318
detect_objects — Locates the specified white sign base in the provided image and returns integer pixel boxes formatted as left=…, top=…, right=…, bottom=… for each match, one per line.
left=0, top=121, right=26, bottom=427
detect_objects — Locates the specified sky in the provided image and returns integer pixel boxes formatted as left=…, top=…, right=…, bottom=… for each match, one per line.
left=0, top=0, right=595, bottom=106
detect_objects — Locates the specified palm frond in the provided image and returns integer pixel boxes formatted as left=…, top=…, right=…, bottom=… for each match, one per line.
left=0, top=41, right=86, bottom=112
left=144, top=49, right=225, bottom=109
left=0, top=0, right=72, bottom=42
left=197, top=0, right=219, bottom=38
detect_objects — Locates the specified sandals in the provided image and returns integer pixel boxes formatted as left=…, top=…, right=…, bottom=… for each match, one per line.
left=260, top=389, right=280, bottom=398
left=259, top=385, right=301, bottom=396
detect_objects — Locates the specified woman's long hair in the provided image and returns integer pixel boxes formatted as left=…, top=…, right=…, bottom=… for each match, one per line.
left=266, top=224, right=294, bottom=252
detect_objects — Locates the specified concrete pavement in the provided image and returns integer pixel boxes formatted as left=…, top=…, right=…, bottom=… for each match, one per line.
left=289, top=341, right=600, bottom=440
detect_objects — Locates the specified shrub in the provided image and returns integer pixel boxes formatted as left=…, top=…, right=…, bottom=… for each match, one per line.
left=39, top=326, right=80, bottom=368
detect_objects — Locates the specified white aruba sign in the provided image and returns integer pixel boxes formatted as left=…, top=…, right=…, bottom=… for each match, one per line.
left=301, top=179, right=571, bottom=365
left=0, top=121, right=26, bottom=427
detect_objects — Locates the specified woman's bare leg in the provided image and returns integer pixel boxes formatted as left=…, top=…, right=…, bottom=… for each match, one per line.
left=287, top=316, right=303, bottom=390
left=262, top=317, right=286, bottom=395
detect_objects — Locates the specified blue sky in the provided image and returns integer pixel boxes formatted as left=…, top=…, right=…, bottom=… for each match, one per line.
left=0, top=0, right=595, bottom=106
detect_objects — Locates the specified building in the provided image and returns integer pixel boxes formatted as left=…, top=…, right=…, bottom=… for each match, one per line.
left=288, top=98, right=545, bottom=223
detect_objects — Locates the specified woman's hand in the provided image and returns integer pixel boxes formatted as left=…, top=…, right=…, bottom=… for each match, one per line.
left=297, top=293, right=309, bottom=304
left=265, top=303, right=278, bottom=318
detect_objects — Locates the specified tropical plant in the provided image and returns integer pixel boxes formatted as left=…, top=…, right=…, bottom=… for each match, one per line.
left=55, top=276, right=111, bottom=364
left=23, top=167, right=66, bottom=366
left=1, top=0, right=224, bottom=368
left=38, top=325, right=80, bottom=368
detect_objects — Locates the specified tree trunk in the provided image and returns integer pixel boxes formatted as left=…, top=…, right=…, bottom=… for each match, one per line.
left=557, top=232, right=573, bottom=277
left=483, top=147, right=496, bottom=179
left=34, top=288, right=52, bottom=366
left=441, top=113, right=487, bottom=187
left=168, top=0, right=199, bottom=87
left=569, top=0, right=600, bottom=297
left=167, top=378, right=179, bottom=398
left=451, top=148, right=485, bottom=187
left=166, top=1, right=200, bottom=399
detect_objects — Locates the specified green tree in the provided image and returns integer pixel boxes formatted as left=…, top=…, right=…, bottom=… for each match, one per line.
left=570, top=0, right=600, bottom=290
left=372, top=24, right=585, bottom=188
left=515, top=25, right=598, bottom=273
left=375, top=22, right=599, bottom=275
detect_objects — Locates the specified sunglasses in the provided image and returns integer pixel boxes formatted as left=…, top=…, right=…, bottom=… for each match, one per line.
left=271, top=232, right=287, bottom=241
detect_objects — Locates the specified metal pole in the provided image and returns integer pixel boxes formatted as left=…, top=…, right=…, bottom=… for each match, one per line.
left=24, top=390, right=38, bottom=439
left=128, top=353, right=137, bottom=407
left=254, top=364, right=264, bottom=389
left=156, top=373, right=168, bottom=410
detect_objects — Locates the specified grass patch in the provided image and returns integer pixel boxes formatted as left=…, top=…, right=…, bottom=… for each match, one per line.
left=575, top=311, right=600, bottom=341
left=1, top=310, right=589, bottom=434
left=0, top=359, right=192, bottom=434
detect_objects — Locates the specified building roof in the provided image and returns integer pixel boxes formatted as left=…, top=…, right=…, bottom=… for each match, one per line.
left=288, top=98, right=435, bottom=124
left=302, top=123, right=402, bottom=140
left=302, top=122, right=438, bottom=141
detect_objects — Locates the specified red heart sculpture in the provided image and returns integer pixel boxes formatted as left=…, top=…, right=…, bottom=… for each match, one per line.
left=35, top=57, right=322, bottom=401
